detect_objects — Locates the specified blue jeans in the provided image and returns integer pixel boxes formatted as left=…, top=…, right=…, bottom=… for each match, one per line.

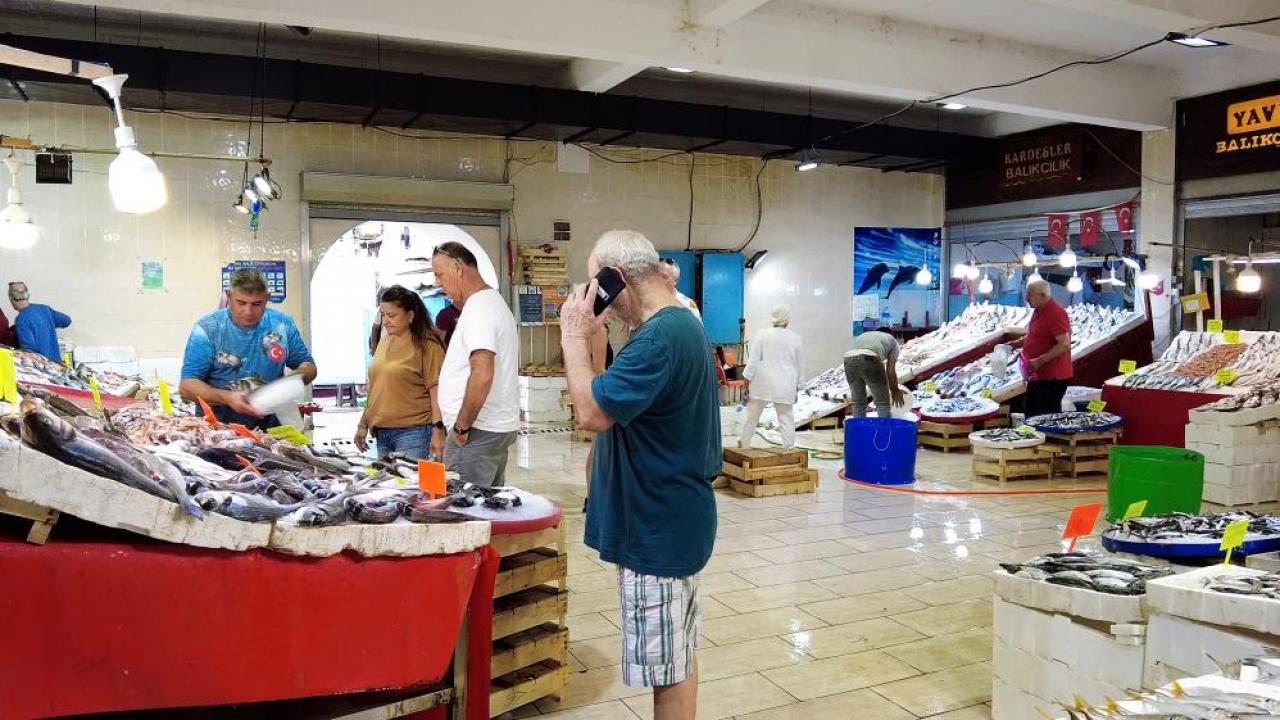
left=373, top=425, right=432, bottom=460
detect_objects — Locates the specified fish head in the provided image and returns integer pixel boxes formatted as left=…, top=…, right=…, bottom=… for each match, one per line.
left=18, top=398, right=78, bottom=445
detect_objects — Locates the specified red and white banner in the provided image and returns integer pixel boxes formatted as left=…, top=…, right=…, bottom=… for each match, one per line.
left=1046, top=214, right=1068, bottom=249
left=1115, top=201, right=1134, bottom=233
left=1079, top=210, right=1101, bottom=247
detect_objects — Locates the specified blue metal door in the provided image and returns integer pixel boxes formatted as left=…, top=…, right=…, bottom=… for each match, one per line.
left=701, top=252, right=744, bottom=344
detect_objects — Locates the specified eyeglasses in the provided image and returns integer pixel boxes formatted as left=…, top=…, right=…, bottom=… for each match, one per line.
left=660, top=258, right=675, bottom=265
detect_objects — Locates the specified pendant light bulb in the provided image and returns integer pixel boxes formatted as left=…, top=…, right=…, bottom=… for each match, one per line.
left=952, top=263, right=970, bottom=280
left=243, top=184, right=259, bottom=204
left=1237, top=258, right=1262, bottom=294
left=1066, top=270, right=1083, bottom=294
left=0, top=157, right=38, bottom=250
left=978, top=273, right=993, bottom=295
left=1058, top=246, right=1077, bottom=268
left=92, top=75, right=167, bottom=214
left=915, top=266, right=932, bottom=285
left=1022, top=245, right=1037, bottom=267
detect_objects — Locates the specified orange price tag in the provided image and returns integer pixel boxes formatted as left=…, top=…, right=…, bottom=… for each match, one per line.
left=417, top=459, right=447, bottom=499
left=197, top=397, right=222, bottom=428
left=1062, top=502, right=1103, bottom=552
left=235, top=454, right=262, bottom=475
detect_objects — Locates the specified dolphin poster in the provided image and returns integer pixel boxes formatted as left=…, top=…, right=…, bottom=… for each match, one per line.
left=852, top=227, right=941, bottom=336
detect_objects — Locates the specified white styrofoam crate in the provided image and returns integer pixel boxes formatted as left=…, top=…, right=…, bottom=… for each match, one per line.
left=1186, top=422, right=1280, bottom=447
left=1204, top=462, right=1278, bottom=486
left=994, top=569, right=1147, bottom=624
left=1203, top=478, right=1279, bottom=506
left=522, top=409, right=573, bottom=423
left=1190, top=403, right=1280, bottom=428
left=1142, top=612, right=1279, bottom=687
left=1247, top=552, right=1280, bottom=572
left=1146, top=565, right=1280, bottom=636
left=993, top=598, right=1145, bottom=688
left=1188, top=441, right=1280, bottom=466
left=994, top=639, right=1129, bottom=712
left=992, top=677, right=1060, bottom=720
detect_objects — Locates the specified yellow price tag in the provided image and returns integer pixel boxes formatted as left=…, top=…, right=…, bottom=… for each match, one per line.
left=1224, top=329, right=1241, bottom=344
left=88, top=376, right=103, bottom=410
left=922, top=382, right=937, bottom=392
left=1221, top=519, right=1249, bottom=564
left=1087, top=400, right=1107, bottom=413
left=0, top=349, right=17, bottom=404
left=1121, top=499, right=1148, bottom=521
left=1207, top=319, right=1224, bottom=334
left=1215, top=368, right=1238, bottom=386
left=980, top=388, right=993, bottom=399
left=157, top=379, right=174, bottom=416
left=1118, top=360, right=1137, bottom=375
left=266, top=425, right=313, bottom=446
left=62, top=352, right=73, bottom=369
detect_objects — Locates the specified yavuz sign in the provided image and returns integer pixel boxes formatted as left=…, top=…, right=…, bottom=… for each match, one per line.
left=1177, top=81, right=1280, bottom=181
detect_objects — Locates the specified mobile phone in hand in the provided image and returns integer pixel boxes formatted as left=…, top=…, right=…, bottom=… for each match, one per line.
left=593, top=267, right=627, bottom=315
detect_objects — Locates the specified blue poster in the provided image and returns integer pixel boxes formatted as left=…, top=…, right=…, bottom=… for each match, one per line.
left=852, top=227, right=940, bottom=335
left=221, top=260, right=286, bottom=303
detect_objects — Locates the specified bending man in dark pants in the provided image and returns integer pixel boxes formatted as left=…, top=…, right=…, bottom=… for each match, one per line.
left=1020, top=279, right=1073, bottom=418
left=843, top=330, right=905, bottom=418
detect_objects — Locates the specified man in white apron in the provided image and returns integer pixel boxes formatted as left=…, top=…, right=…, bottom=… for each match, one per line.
left=740, top=305, right=803, bottom=447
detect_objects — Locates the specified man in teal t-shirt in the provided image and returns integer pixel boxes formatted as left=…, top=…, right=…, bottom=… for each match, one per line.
left=560, top=231, right=719, bottom=720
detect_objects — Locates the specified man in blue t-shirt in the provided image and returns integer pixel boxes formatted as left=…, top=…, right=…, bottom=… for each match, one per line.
left=8, top=282, right=71, bottom=362
left=179, top=269, right=317, bottom=429
left=560, top=230, right=720, bottom=720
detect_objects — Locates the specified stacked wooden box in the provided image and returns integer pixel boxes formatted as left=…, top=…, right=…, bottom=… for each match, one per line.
left=1186, top=405, right=1280, bottom=506
left=1041, top=429, right=1121, bottom=480
left=518, top=243, right=569, bottom=286
left=971, top=444, right=1054, bottom=483
left=721, top=447, right=817, bottom=497
left=917, top=408, right=1011, bottom=453
left=488, top=526, right=570, bottom=717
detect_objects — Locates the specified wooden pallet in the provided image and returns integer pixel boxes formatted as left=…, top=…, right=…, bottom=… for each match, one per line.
left=917, top=412, right=1011, bottom=453
left=490, top=661, right=568, bottom=718
left=711, top=475, right=731, bottom=490
left=491, top=624, right=568, bottom=679
left=731, top=469, right=818, bottom=497
left=0, top=490, right=60, bottom=544
left=494, top=548, right=568, bottom=599
left=723, top=447, right=809, bottom=470
left=971, top=445, right=1055, bottom=483
left=1043, top=429, right=1120, bottom=480
left=493, top=586, right=568, bottom=640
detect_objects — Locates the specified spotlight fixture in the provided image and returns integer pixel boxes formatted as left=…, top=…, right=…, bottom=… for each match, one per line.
left=1166, top=32, right=1228, bottom=48
left=1058, top=245, right=1077, bottom=268
left=232, top=196, right=250, bottom=214
left=1022, top=245, right=1037, bottom=267
left=0, top=157, right=38, bottom=250
left=1098, top=264, right=1126, bottom=287
left=795, top=159, right=819, bottom=172
left=664, top=67, right=695, bottom=73
left=91, top=74, right=168, bottom=214
left=1066, top=270, right=1083, bottom=294
left=978, top=272, right=993, bottom=295
left=915, top=266, right=932, bottom=285
left=252, top=166, right=281, bottom=200
left=939, top=102, right=967, bottom=110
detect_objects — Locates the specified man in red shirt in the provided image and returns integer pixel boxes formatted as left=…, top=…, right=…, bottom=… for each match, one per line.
left=1021, top=279, right=1073, bottom=418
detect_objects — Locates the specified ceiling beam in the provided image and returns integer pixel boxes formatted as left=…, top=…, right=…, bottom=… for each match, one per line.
left=1027, top=0, right=1280, bottom=56
left=54, top=0, right=1176, bottom=129
left=565, top=58, right=648, bottom=93
left=687, top=0, right=772, bottom=28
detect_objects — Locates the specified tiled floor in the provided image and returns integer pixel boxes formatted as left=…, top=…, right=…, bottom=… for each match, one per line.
left=492, top=427, right=1114, bottom=720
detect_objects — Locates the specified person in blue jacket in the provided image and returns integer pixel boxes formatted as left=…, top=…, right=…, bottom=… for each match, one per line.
left=8, top=282, right=71, bottom=362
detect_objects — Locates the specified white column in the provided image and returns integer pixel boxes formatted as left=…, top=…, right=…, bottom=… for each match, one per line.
left=1140, top=128, right=1177, bottom=354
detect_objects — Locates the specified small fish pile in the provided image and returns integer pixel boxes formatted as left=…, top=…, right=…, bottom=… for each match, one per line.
left=1225, top=334, right=1280, bottom=387
left=1059, top=661, right=1280, bottom=719
left=1201, top=381, right=1280, bottom=412
left=1026, top=411, right=1122, bottom=433
left=1065, top=304, right=1143, bottom=353
left=1123, top=331, right=1280, bottom=391
left=1174, top=343, right=1248, bottom=378
left=1205, top=572, right=1280, bottom=600
left=1109, top=512, right=1280, bottom=541
left=12, top=349, right=142, bottom=396
left=920, top=396, right=996, bottom=417
left=999, top=551, right=1172, bottom=595
left=971, top=427, right=1041, bottom=444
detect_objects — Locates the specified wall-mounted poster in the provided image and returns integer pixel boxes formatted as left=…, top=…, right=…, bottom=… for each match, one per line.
left=852, top=227, right=941, bottom=335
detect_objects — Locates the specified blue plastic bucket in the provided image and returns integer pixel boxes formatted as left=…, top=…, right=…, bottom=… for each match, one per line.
left=844, top=417, right=918, bottom=485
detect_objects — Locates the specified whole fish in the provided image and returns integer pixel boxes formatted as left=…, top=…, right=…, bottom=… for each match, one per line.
left=82, top=428, right=203, bottom=519
left=276, top=444, right=351, bottom=475
left=345, top=493, right=406, bottom=524
left=18, top=385, right=92, bottom=418
left=282, top=491, right=352, bottom=527
left=193, top=490, right=303, bottom=522
left=404, top=495, right=473, bottom=524
left=19, top=399, right=176, bottom=503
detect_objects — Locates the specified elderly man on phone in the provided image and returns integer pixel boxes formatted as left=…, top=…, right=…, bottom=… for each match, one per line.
left=560, top=230, right=720, bottom=720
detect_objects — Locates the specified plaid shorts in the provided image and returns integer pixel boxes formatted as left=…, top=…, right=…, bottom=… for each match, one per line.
left=617, top=567, right=701, bottom=688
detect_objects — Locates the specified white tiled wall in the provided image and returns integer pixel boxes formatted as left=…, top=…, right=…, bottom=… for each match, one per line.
left=0, top=98, right=942, bottom=376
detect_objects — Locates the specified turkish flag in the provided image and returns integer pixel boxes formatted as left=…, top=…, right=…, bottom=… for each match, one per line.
left=1046, top=214, right=1067, bottom=249
left=1080, top=210, right=1101, bottom=247
left=1115, top=201, right=1134, bottom=233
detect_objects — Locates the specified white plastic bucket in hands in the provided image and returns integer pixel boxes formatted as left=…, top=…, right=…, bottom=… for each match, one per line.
left=868, top=386, right=917, bottom=422
left=247, top=374, right=305, bottom=415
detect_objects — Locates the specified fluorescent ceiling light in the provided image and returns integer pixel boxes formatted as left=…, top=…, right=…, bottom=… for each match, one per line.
left=939, top=102, right=967, bottom=110
left=664, top=67, right=695, bottom=73
left=1166, top=32, right=1228, bottom=48
left=795, top=160, right=818, bottom=172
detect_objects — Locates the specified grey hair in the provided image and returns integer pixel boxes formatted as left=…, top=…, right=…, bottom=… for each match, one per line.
left=1026, top=279, right=1051, bottom=296
left=592, top=230, right=661, bottom=280
left=228, top=268, right=268, bottom=295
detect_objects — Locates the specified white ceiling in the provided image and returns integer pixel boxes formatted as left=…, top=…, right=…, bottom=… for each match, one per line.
left=15, top=0, right=1280, bottom=136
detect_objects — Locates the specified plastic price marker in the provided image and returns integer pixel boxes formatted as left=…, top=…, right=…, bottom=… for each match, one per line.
left=1221, top=519, right=1249, bottom=565
left=235, top=454, right=262, bottom=475
left=229, top=423, right=261, bottom=442
left=1062, top=502, right=1103, bottom=552
left=1118, top=360, right=1137, bottom=375
left=1215, top=368, right=1238, bottom=386
left=88, top=376, right=103, bottom=410
left=1087, top=400, right=1107, bottom=413
left=1224, top=329, right=1241, bottom=344
left=981, top=388, right=993, bottom=399
left=0, top=349, right=17, bottom=404
left=196, top=397, right=221, bottom=428
left=922, top=382, right=938, bottom=392
left=1121, top=499, right=1148, bottom=521
left=157, top=379, right=174, bottom=416
left=417, top=459, right=447, bottom=499
left=62, top=352, right=73, bottom=369
left=1207, top=319, right=1224, bottom=334
left=266, top=425, right=312, bottom=446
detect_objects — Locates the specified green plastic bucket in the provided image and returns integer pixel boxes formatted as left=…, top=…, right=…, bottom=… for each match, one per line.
left=1107, top=445, right=1204, bottom=521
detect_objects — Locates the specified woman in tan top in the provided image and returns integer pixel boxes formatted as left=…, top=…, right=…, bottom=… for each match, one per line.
left=355, top=286, right=446, bottom=460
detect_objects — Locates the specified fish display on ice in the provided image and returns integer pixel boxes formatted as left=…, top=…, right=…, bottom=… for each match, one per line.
left=1205, top=572, right=1280, bottom=600
left=1107, top=512, right=1280, bottom=542
left=999, top=551, right=1172, bottom=595
left=1124, top=330, right=1280, bottom=392
left=1025, top=411, right=1122, bottom=433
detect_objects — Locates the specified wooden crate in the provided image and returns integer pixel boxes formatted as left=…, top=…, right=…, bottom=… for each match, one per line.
left=572, top=428, right=596, bottom=443
left=493, top=587, right=568, bottom=641
left=491, top=624, right=568, bottom=679
left=0, top=491, right=59, bottom=544
left=731, top=468, right=818, bottom=497
left=917, top=411, right=1011, bottom=453
left=491, top=661, right=568, bottom=717
left=971, top=445, right=1055, bottom=483
left=1043, top=429, right=1121, bottom=480
left=494, top=548, right=568, bottom=599
left=711, top=475, right=731, bottom=490
left=723, top=446, right=809, bottom=470
left=721, top=461, right=810, bottom=484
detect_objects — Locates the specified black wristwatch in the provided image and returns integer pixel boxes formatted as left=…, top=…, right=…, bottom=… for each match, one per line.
left=452, top=424, right=470, bottom=436
left=433, top=421, right=446, bottom=431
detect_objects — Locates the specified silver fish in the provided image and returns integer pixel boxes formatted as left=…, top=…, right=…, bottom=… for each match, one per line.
left=193, top=490, right=303, bottom=522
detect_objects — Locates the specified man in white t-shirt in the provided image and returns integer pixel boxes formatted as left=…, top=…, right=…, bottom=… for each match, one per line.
left=432, top=242, right=520, bottom=487
left=660, top=259, right=702, bottom=322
